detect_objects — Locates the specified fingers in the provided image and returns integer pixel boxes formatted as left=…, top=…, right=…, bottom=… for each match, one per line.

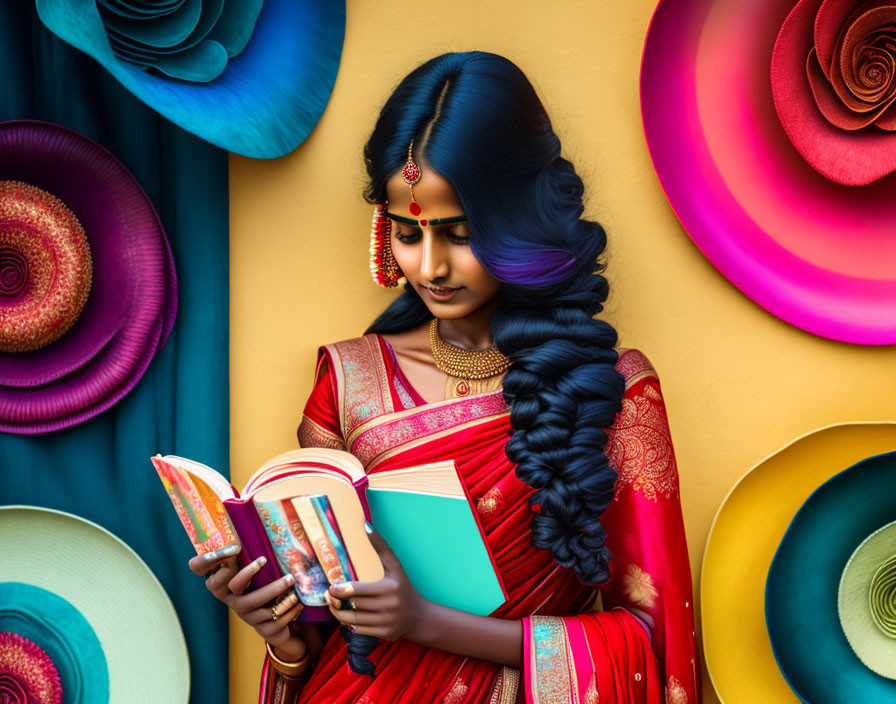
left=243, top=590, right=302, bottom=627
left=327, top=603, right=391, bottom=628
left=255, top=598, right=305, bottom=645
left=233, top=572, right=296, bottom=611
left=324, top=591, right=384, bottom=613
left=188, top=545, right=240, bottom=577
left=204, top=557, right=239, bottom=600
left=364, top=523, right=402, bottom=575
left=228, top=556, right=268, bottom=596
left=328, top=576, right=397, bottom=599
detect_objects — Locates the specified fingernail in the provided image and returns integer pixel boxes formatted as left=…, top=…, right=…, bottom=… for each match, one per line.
left=204, top=545, right=238, bottom=562
left=283, top=573, right=295, bottom=586
left=252, top=556, right=267, bottom=571
left=364, top=521, right=373, bottom=534
left=331, top=582, right=353, bottom=597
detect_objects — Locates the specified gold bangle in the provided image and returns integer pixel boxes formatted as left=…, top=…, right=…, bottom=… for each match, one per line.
left=265, top=641, right=311, bottom=678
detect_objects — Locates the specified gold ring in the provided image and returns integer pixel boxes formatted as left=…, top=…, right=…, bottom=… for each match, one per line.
left=271, top=604, right=280, bottom=621
left=347, top=598, right=356, bottom=611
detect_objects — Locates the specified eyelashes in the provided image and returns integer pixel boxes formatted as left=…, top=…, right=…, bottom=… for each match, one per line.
left=394, top=230, right=470, bottom=245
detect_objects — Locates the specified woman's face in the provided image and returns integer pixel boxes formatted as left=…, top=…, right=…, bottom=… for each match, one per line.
left=385, top=163, right=502, bottom=321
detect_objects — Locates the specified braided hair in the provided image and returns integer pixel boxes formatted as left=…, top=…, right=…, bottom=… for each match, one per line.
left=365, top=51, right=624, bottom=586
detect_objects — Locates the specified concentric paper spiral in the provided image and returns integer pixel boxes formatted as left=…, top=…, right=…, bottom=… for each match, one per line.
left=0, top=120, right=177, bottom=434
left=0, top=632, right=62, bottom=704
left=870, top=555, right=896, bottom=638
left=0, top=181, right=92, bottom=353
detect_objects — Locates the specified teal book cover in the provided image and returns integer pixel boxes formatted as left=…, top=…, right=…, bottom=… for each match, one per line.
left=366, top=463, right=506, bottom=616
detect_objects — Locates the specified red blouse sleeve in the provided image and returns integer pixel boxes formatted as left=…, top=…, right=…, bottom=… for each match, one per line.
left=296, top=350, right=345, bottom=451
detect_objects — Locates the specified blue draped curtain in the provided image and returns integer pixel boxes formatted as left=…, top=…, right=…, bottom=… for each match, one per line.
left=0, top=6, right=229, bottom=703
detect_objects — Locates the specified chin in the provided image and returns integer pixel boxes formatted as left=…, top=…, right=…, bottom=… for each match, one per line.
left=423, top=302, right=469, bottom=319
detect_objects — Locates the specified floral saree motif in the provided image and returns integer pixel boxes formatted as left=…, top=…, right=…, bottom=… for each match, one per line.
left=261, top=337, right=699, bottom=704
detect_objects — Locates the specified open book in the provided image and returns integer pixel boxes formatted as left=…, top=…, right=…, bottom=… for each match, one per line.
left=152, top=449, right=507, bottom=618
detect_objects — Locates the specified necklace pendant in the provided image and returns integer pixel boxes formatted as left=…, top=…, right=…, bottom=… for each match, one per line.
left=455, top=380, right=470, bottom=397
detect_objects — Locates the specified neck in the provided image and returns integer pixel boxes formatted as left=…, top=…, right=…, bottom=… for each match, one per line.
left=436, top=296, right=502, bottom=350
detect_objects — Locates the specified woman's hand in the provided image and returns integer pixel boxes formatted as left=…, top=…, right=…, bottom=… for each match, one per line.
left=188, top=548, right=307, bottom=661
left=325, top=527, right=431, bottom=642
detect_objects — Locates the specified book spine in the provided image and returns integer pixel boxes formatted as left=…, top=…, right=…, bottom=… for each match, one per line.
left=224, top=498, right=281, bottom=588
left=292, top=496, right=348, bottom=586
left=352, top=475, right=372, bottom=523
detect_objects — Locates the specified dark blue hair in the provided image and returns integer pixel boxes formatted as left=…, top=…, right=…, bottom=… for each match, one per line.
left=365, top=52, right=624, bottom=586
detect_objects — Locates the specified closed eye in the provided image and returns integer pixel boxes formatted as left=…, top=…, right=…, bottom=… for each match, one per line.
left=392, top=228, right=470, bottom=245
left=394, top=230, right=421, bottom=244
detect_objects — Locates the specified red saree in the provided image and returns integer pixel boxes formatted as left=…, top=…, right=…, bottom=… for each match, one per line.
left=260, top=335, right=699, bottom=704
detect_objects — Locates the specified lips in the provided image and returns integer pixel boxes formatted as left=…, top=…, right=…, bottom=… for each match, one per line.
left=423, top=285, right=461, bottom=300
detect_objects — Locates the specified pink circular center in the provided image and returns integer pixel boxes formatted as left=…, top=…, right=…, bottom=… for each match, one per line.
left=0, top=181, right=92, bottom=353
left=0, top=632, right=62, bottom=704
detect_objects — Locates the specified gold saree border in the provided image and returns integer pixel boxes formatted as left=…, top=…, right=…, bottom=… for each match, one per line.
left=529, top=615, right=575, bottom=704
left=347, top=389, right=507, bottom=446
left=616, top=348, right=657, bottom=391
left=297, top=415, right=345, bottom=450
left=324, top=336, right=394, bottom=441
left=349, top=392, right=510, bottom=469
left=362, top=410, right=510, bottom=471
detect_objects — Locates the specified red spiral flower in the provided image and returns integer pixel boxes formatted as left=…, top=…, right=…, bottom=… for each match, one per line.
left=772, top=0, right=896, bottom=184
left=0, top=633, right=62, bottom=704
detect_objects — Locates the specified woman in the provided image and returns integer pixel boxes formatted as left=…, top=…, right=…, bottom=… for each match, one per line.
left=192, top=51, right=699, bottom=704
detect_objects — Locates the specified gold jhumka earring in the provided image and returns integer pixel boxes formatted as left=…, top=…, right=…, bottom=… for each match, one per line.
left=369, top=202, right=402, bottom=288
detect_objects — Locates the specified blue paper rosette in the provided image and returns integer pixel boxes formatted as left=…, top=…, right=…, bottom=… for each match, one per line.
left=35, top=0, right=345, bottom=158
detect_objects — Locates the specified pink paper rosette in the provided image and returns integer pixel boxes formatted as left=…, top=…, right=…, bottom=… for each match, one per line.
left=641, top=0, right=896, bottom=344
left=0, top=121, right=176, bottom=433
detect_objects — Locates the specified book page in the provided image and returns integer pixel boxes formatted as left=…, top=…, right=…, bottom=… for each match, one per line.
left=367, top=461, right=466, bottom=498
left=152, top=456, right=239, bottom=555
left=254, top=498, right=329, bottom=606
left=250, top=474, right=384, bottom=583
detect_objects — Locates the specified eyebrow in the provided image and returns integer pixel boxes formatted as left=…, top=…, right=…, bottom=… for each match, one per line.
left=385, top=211, right=468, bottom=227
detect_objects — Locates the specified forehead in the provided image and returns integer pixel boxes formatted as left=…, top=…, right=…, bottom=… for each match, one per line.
left=385, top=161, right=465, bottom=215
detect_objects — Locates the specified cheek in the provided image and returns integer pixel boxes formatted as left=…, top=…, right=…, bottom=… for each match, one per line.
left=390, top=239, right=418, bottom=275
left=459, top=253, right=501, bottom=296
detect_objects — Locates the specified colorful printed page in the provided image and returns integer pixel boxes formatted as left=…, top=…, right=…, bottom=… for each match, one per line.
left=255, top=498, right=329, bottom=606
left=151, top=456, right=239, bottom=555
left=292, top=496, right=352, bottom=586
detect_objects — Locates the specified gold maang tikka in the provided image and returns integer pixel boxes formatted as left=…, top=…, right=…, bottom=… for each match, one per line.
left=401, top=141, right=422, bottom=216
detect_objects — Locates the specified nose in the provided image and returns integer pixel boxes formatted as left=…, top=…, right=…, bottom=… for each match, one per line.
left=420, top=230, right=450, bottom=281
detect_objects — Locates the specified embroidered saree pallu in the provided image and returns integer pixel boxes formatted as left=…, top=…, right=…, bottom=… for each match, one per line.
left=260, top=335, right=699, bottom=704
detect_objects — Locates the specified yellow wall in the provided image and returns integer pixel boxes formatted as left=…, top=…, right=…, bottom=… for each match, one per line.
left=228, top=2, right=896, bottom=702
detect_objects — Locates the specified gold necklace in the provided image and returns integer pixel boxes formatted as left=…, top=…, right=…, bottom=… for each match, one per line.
left=429, top=319, right=511, bottom=397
